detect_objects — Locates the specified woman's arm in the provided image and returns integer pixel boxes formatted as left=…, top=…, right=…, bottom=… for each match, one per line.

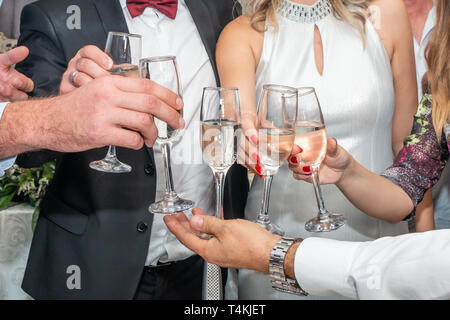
left=371, top=0, right=418, bottom=155
left=216, top=16, right=264, bottom=175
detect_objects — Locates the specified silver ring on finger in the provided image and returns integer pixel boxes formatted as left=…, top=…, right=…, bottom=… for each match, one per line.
left=69, top=71, right=79, bottom=86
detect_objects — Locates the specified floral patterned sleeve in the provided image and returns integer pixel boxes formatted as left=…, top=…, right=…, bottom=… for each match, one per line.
left=381, top=95, right=450, bottom=216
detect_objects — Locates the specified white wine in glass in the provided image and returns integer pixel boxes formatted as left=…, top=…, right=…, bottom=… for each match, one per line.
left=296, top=87, right=346, bottom=232
left=89, top=32, right=142, bottom=173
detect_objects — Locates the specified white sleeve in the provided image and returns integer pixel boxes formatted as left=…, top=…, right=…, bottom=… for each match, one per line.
left=294, top=229, right=450, bottom=299
left=0, top=102, right=17, bottom=176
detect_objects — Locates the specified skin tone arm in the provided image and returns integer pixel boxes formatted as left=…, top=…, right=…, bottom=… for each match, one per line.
left=370, top=0, right=418, bottom=155
left=290, top=138, right=414, bottom=222
left=0, top=75, right=185, bottom=159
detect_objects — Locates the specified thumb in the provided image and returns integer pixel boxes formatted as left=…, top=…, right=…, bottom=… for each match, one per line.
left=0, top=46, right=29, bottom=68
left=190, top=214, right=225, bottom=237
left=327, top=137, right=339, bottom=157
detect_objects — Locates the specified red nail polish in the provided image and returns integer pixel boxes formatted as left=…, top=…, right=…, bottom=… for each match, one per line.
left=255, top=164, right=263, bottom=176
left=251, top=135, right=259, bottom=145
left=296, top=145, right=303, bottom=153
left=252, top=153, right=260, bottom=164
left=290, top=156, right=298, bottom=164
left=303, top=166, right=311, bottom=173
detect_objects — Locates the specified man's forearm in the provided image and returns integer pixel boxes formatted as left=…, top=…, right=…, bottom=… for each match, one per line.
left=0, top=99, right=48, bottom=158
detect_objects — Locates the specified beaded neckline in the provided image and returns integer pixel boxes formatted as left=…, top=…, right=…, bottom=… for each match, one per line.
left=277, top=0, right=332, bottom=24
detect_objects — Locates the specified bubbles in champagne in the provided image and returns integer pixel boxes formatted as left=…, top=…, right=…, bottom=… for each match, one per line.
left=201, top=120, right=240, bottom=172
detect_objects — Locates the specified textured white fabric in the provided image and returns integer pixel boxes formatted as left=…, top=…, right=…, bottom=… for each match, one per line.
left=413, top=4, right=436, bottom=101
left=0, top=102, right=17, bottom=176
left=239, top=1, right=408, bottom=299
left=119, top=0, right=217, bottom=266
left=295, top=230, right=450, bottom=299
left=0, top=204, right=33, bottom=300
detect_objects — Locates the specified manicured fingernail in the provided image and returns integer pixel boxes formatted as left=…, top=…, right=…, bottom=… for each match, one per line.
left=191, top=215, right=204, bottom=230
left=290, top=156, right=298, bottom=164
left=179, top=117, right=185, bottom=128
left=296, top=145, right=303, bottom=153
left=176, top=97, right=184, bottom=107
left=251, top=153, right=260, bottom=164
left=0, top=85, right=3, bottom=92
left=255, top=164, right=264, bottom=176
left=250, top=135, right=259, bottom=145
left=303, top=166, right=311, bottom=173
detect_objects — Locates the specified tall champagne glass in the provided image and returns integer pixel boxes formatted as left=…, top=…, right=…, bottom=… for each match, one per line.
left=140, top=56, right=194, bottom=214
left=296, top=87, right=346, bottom=232
left=200, top=87, right=241, bottom=300
left=89, top=32, right=142, bottom=173
left=255, top=85, right=297, bottom=236
left=201, top=87, right=241, bottom=221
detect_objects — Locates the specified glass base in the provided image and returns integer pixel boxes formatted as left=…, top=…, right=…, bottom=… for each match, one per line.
left=89, top=157, right=132, bottom=173
left=305, top=213, right=346, bottom=233
left=255, top=219, right=285, bottom=236
left=149, top=195, right=195, bottom=215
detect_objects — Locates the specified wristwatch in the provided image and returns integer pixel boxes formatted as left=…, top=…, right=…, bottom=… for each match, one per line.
left=269, top=237, right=308, bottom=296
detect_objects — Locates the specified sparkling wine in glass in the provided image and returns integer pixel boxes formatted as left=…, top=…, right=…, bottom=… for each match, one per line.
left=296, top=87, right=346, bottom=232
left=140, top=56, right=195, bottom=214
left=255, top=85, right=297, bottom=236
left=89, top=32, right=142, bottom=173
left=200, top=87, right=241, bottom=301
left=201, top=87, right=241, bottom=220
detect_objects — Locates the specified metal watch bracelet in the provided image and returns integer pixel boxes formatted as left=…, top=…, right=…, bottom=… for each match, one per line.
left=269, top=237, right=308, bottom=296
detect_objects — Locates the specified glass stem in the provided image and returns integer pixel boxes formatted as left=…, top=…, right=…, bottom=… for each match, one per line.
left=106, top=146, right=117, bottom=159
left=311, top=166, right=329, bottom=221
left=257, top=175, right=274, bottom=224
left=213, top=170, right=227, bottom=220
left=161, top=142, right=176, bottom=198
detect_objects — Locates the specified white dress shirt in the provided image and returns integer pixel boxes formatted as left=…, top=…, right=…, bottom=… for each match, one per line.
left=295, top=229, right=450, bottom=299
left=413, top=3, right=436, bottom=101
left=119, top=0, right=217, bottom=266
left=0, top=102, right=17, bottom=176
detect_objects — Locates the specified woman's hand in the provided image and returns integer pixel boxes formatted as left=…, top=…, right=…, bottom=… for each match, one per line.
left=237, top=112, right=265, bottom=177
left=288, top=138, right=354, bottom=185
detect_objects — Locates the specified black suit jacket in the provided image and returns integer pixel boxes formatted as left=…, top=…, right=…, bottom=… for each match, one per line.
left=16, top=0, right=248, bottom=299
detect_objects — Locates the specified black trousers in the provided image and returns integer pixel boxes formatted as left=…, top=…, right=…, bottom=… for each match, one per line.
left=133, top=255, right=228, bottom=300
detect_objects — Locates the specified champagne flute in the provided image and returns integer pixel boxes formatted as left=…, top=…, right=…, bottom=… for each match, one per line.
left=201, top=87, right=241, bottom=221
left=255, top=85, right=297, bottom=236
left=200, top=87, right=241, bottom=300
left=296, top=87, right=346, bottom=232
left=140, top=56, right=195, bottom=214
left=89, top=32, right=142, bottom=173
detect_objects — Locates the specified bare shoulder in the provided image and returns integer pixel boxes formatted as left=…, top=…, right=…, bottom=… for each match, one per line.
left=368, top=0, right=410, bottom=32
left=367, top=0, right=411, bottom=57
left=217, top=15, right=264, bottom=64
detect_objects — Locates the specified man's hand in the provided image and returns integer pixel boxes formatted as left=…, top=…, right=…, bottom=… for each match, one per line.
left=0, top=75, right=185, bottom=157
left=0, top=46, right=34, bottom=102
left=164, top=208, right=281, bottom=274
left=60, top=45, right=112, bottom=95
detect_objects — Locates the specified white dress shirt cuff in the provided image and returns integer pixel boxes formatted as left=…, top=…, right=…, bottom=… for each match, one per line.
left=0, top=102, right=17, bottom=176
left=294, top=237, right=362, bottom=299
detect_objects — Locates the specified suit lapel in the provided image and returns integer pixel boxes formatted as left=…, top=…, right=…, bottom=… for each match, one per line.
left=185, top=0, right=220, bottom=85
left=93, top=0, right=130, bottom=44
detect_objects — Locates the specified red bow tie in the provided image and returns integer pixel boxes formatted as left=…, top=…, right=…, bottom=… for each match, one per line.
left=126, top=0, right=178, bottom=19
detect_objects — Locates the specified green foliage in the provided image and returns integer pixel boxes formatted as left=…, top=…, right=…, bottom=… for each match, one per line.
left=0, top=162, right=55, bottom=230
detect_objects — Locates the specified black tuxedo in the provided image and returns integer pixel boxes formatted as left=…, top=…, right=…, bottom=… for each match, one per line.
left=15, top=0, right=247, bottom=299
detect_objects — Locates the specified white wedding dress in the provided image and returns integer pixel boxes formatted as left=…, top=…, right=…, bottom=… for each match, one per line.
left=238, top=0, right=409, bottom=300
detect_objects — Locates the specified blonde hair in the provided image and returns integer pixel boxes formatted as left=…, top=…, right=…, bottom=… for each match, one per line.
left=425, top=0, right=450, bottom=141
left=244, top=0, right=369, bottom=42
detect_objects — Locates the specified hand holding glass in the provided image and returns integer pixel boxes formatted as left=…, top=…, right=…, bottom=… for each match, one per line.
left=89, top=32, right=142, bottom=173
